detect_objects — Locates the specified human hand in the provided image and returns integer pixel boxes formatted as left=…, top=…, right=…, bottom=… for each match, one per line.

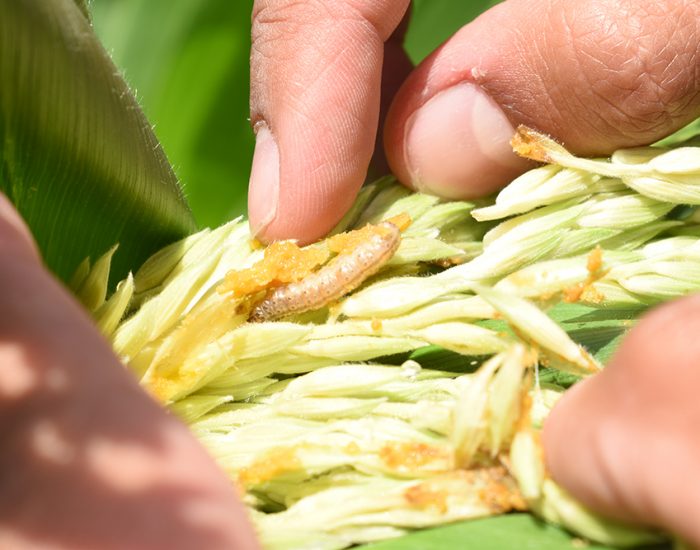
left=544, top=296, right=700, bottom=547
left=248, top=0, right=700, bottom=243
left=0, top=193, right=258, bottom=549
left=248, top=0, right=700, bottom=544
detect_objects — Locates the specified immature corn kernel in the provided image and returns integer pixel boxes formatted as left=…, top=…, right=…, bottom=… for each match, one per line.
left=94, top=272, right=134, bottom=336
left=513, top=125, right=700, bottom=204
left=73, top=244, right=118, bottom=312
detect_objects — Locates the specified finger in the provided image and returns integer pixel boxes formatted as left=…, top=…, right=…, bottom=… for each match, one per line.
left=384, top=0, right=700, bottom=199
left=0, top=259, right=258, bottom=548
left=544, top=294, right=700, bottom=546
left=248, top=0, right=410, bottom=244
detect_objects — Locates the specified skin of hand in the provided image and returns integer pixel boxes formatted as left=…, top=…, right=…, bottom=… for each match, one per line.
left=0, top=193, right=259, bottom=549
left=248, top=0, right=700, bottom=544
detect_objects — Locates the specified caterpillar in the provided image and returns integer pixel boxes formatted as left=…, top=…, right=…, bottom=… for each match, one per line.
left=249, top=220, right=402, bottom=322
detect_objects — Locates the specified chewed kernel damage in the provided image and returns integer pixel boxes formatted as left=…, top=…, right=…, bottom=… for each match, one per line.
left=327, top=213, right=411, bottom=255
left=218, top=241, right=329, bottom=297
left=563, top=245, right=606, bottom=303
left=219, top=215, right=412, bottom=321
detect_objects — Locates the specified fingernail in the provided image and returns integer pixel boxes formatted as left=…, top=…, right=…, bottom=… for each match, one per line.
left=404, top=82, right=526, bottom=198
left=248, top=122, right=280, bottom=238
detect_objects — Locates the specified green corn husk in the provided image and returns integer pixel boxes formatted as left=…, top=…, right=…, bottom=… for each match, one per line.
left=71, top=127, right=700, bottom=549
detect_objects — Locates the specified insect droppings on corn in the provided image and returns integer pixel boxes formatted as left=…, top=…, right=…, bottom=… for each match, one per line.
left=219, top=213, right=412, bottom=322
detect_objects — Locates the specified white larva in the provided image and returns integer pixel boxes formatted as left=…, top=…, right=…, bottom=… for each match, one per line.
left=249, top=221, right=401, bottom=322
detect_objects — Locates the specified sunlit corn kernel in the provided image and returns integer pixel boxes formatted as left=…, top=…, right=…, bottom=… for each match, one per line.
left=514, top=126, right=700, bottom=204
left=74, top=244, right=118, bottom=312
left=409, top=322, right=509, bottom=356
left=473, top=166, right=603, bottom=221
left=472, top=284, right=601, bottom=376
left=133, top=229, right=208, bottom=293
left=112, top=250, right=224, bottom=360
left=94, top=272, right=134, bottom=337
left=509, top=430, right=544, bottom=501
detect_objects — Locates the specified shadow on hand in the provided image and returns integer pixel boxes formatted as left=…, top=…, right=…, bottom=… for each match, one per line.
left=0, top=259, right=254, bottom=549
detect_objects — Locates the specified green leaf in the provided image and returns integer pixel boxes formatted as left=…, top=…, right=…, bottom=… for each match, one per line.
left=405, top=0, right=500, bottom=63
left=71, top=0, right=90, bottom=20
left=91, top=0, right=255, bottom=228
left=408, top=345, right=486, bottom=373
left=0, top=0, right=196, bottom=282
left=481, top=302, right=644, bottom=365
left=654, top=117, right=700, bottom=147
left=550, top=302, right=644, bottom=364
left=361, top=514, right=669, bottom=550
left=401, top=302, right=642, bottom=380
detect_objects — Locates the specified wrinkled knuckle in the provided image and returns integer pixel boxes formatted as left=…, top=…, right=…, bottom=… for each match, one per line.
left=250, top=0, right=382, bottom=77
left=249, top=0, right=328, bottom=118
left=606, top=15, right=699, bottom=135
left=560, top=0, right=700, bottom=143
left=251, top=0, right=318, bottom=60
left=251, top=0, right=404, bottom=54
left=249, top=0, right=391, bottom=122
left=342, top=0, right=410, bottom=40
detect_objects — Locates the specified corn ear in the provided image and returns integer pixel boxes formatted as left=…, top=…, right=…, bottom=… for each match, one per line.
left=75, top=126, right=700, bottom=548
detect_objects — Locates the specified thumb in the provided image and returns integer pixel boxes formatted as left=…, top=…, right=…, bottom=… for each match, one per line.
left=385, top=0, right=700, bottom=199
left=543, top=294, right=700, bottom=546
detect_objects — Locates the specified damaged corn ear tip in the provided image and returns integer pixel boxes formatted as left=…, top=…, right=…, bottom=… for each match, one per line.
left=562, top=245, right=607, bottom=304
left=222, top=214, right=412, bottom=323
left=510, top=125, right=556, bottom=163
left=249, top=237, right=265, bottom=250
left=217, top=240, right=330, bottom=298
left=510, top=126, right=581, bottom=168
left=385, top=211, right=412, bottom=231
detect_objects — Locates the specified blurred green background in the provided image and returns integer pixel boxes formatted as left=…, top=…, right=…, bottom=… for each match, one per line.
left=90, top=0, right=498, bottom=229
